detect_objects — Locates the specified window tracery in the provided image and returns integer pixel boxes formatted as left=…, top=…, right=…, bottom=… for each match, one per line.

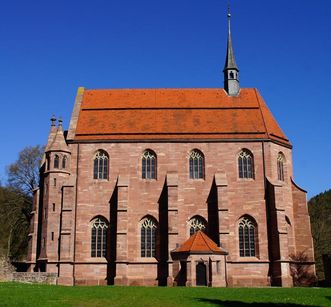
left=277, top=153, right=285, bottom=181
left=142, top=150, right=156, bottom=179
left=140, top=217, right=157, bottom=258
left=188, top=216, right=207, bottom=236
left=238, top=150, right=254, bottom=179
left=91, top=217, right=108, bottom=258
left=189, top=150, right=204, bottom=179
left=239, top=216, right=256, bottom=257
left=93, top=150, right=109, bottom=180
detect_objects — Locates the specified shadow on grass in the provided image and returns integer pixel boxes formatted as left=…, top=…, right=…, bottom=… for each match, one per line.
left=194, top=298, right=319, bottom=307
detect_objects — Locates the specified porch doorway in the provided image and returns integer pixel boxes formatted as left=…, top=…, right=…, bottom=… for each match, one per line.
left=196, top=262, right=207, bottom=286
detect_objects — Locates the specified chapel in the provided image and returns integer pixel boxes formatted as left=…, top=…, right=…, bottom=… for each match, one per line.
left=27, top=9, right=315, bottom=287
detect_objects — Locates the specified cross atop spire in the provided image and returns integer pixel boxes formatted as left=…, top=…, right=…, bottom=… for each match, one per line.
left=223, top=2, right=240, bottom=96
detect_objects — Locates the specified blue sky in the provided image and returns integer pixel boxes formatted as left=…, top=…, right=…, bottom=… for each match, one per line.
left=0, top=0, right=330, bottom=198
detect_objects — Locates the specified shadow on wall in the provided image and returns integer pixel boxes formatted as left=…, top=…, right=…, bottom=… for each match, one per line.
left=194, top=298, right=320, bottom=307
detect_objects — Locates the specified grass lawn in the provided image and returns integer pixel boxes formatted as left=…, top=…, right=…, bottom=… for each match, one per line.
left=0, top=283, right=330, bottom=306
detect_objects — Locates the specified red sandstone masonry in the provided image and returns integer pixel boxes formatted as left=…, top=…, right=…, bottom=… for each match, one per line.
left=28, top=135, right=315, bottom=286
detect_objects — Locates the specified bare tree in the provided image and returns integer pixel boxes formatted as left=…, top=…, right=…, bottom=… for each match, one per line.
left=7, top=145, right=44, bottom=196
left=289, top=251, right=317, bottom=286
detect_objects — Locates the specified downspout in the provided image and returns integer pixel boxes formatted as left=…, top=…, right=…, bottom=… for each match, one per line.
left=72, top=143, right=80, bottom=285
left=224, top=255, right=228, bottom=287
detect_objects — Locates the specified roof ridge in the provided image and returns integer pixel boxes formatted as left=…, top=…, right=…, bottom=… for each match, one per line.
left=200, top=231, right=216, bottom=251
left=84, top=87, right=256, bottom=91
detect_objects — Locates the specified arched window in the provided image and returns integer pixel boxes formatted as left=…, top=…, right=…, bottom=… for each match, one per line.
left=54, top=155, right=59, bottom=169
left=91, top=217, right=108, bottom=258
left=142, top=150, right=156, bottom=179
left=188, top=216, right=207, bottom=236
left=239, top=216, right=257, bottom=257
left=140, top=217, right=157, bottom=258
left=277, top=153, right=285, bottom=181
left=238, top=149, right=254, bottom=179
left=62, top=155, right=67, bottom=169
left=93, top=150, right=109, bottom=180
left=189, top=149, right=204, bottom=179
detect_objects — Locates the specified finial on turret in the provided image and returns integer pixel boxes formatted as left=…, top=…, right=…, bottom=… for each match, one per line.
left=227, top=0, right=231, bottom=18
left=58, top=117, right=63, bottom=127
left=51, top=115, right=56, bottom=127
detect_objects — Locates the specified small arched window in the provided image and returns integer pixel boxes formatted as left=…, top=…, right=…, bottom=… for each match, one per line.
left=62, top=155, right=67, bottom=169
left=277, top=153, right=285, bottom=181
left=142, top=150, right=156, bottom=179
left=188, top=216, right=207, bottom=236
left=91, top=217, right=108, bottom=258
left=239, top=216, right=257, bottom=257
left=238, top=149, right=254, bottom=179
left=189, top=149, right=204, bottom=179
left=54, top=155, right=59, bottom=169
left=93, top=150, right=109, bottom=180
left=141, top=217, right=157, bottom=258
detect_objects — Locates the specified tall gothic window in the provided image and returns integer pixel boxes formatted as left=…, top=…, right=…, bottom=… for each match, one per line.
left=239, top=216, right=257, bottom=257
left=141, top=217, right=157, bottom=258
left=238, top=149, right=254, bottom=179
left=62, top=155, right=67, bottom=169
left=142, top=150, right=156, bottom=179
left=189, top=149, right=204, bottom=179
left=188, top=216, right=207, bottom=236
left=54, top=155, right=59, bottom=169
left=277, top=153, right=285, bottom=181
left=93, top=150, right=109, bottom=180
left=91, top=217, right=108, bottom=258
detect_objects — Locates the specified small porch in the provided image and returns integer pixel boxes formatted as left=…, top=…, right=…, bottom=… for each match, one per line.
left=170, top=231, right=228, bottom=287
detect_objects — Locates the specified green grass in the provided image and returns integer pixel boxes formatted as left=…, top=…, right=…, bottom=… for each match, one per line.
left=0, top=283, right=330, bottom=306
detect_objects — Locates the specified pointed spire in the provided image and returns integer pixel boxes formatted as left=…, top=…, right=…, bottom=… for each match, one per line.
left=47, top=117, right=70, bottom=153
left=224, top=4, right=238, bottom=71
left=45, top=115, right=58, bottom=152
left=223, top=2, right=240, bottom=96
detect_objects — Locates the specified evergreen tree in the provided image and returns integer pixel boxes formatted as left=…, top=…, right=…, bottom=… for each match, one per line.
left=308, top=189, right=331, bottom=279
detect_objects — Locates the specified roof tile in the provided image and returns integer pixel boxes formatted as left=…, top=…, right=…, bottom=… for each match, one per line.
left=73, top=88, right=290, bottom=146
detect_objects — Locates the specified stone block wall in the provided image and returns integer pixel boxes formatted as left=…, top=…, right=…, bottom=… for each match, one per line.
left=28, top=138, right=314, bottom=287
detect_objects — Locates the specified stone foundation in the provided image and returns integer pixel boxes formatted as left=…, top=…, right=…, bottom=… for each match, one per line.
left=12, top=272, right=57, bottom=285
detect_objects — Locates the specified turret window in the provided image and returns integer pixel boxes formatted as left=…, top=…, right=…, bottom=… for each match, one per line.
left=189, top=149, right=204, bottom=179
left=93, top=150, right=109, bottom=180
left=238, top=149, right=254, bottom=179
left=62, top=155, right=67, bottom=169
left=54, top=155, right=59, bottom=169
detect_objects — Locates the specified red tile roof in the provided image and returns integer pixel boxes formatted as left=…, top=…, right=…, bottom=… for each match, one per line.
left=172, top=231, right=227, bottom=255
left=72, top=88, right=290, bottom=146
